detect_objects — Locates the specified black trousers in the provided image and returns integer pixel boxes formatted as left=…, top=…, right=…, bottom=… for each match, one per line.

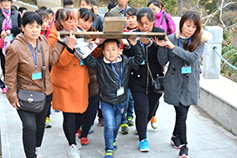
left=17, top=96, right=50, bottom=158
left=0, top=52, right=5, bottom=76
left=172, top=103, right=190, bottom=145
left=131, top=90, right=162, bottom=141
left=62, top=112, right=83, bottom=146
left=81, top=95, right=98, bottom=138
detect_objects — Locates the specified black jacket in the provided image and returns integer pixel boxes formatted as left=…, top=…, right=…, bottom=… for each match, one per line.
left=123, top=27, right=165, bottom=94
left=93, top=14, right=103, bottom=32
left=84, top=43, right=143, bottom=105
left=0, top=9, right=21, bottom=38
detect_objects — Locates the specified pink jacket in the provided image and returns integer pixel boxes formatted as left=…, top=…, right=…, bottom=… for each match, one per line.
left=154, top=9, right=176, bottom=35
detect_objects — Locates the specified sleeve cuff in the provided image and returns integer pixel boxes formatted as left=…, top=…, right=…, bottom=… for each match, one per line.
left=66, top=47, right=74, bottom=54
left=57, top=40, right=66, bottom=46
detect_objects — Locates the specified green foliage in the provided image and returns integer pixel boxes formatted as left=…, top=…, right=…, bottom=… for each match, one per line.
left=162, top=0, right=177, bottom=16
left=221, top=31, right=237, bottom=83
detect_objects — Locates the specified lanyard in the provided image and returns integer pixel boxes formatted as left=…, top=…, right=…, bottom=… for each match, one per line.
left=179, top=37, right=191, bottom=48
left=179, top=38, right=191, bottom=66
left=110, top=61, right=123, bottom=87
left=92, top=21, right=94, bottom=27
left=28, top=42, right=38, bottom=70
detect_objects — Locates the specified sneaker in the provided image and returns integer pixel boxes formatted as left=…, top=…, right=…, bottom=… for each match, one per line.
left=120, top=123, right=129, bottom=134
left=68, top=144, right=80, bottom=158
left=2, top=87, right=7, bottom=93
left=104, top=150, right=114, bottom=158
left=127, top=116, right=134, bottom=126
left=151, top=116, right=158, bottom=129
left=113, top=140, right=117, bottom=151
left=139, top=138, right=149, bottom=152
left=179, top=146, right=188, bottom=158
left=98, top=118, right=104, bottom=126
left=45, top=117, right=52, bottom=128
left=171, top=135, right=181, bottom=149
left=81, top=137, right=89, bottom=145
left=75, top=133, right=81, bottom=149
left=88, top=125, right=94, bottom=134
left=76, top=128, right=81, bottom=138
left=35, top=147, right=43, bottom=158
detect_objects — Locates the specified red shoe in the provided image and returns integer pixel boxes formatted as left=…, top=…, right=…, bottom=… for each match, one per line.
left=76, top=128, right=81, bottom=138
left=81, top=137, right=89, bottom=145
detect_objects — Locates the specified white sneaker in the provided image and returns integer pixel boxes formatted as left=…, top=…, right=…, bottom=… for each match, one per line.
left=68, top=144, right=80, bottom=158
left=35, top=147, right=43, bottom=158
left=75, top=133, right=81, bottom=149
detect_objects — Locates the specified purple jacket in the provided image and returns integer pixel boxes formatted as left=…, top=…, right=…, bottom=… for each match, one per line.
left=154, top=9, right=176, bottom=35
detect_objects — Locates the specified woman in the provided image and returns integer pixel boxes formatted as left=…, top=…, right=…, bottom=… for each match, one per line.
left=0, top=0, right=21, bottom=93
left=5, top=11, right=65, bottom=158
left=123, top=7, right=165, bottom=152
left=48, top=7, right=89, bottom=158
left=76, top=8, right=102, bottom=145
left=155, top=10, right=212, bottom=158
left=148, top=0, right=176, bottom=35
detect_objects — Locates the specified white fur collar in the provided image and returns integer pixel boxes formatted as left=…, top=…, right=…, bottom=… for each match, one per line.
left=175, top=29, right=213, bottom=43
left=103, top=55, right=122, bottom=64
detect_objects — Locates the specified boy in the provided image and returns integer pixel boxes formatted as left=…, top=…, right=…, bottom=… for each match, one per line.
left=120, top=7, right=138, bottom=134
left=84, top=39, right=143, bottom=158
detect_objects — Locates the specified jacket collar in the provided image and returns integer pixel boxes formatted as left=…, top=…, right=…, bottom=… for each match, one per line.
left=175, top=29, right=213, bottom=43
left=103, top=55, right=122, bottom=64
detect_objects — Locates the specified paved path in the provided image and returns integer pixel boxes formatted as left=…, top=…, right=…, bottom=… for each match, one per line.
left=1, top=92, right=237, bottom=158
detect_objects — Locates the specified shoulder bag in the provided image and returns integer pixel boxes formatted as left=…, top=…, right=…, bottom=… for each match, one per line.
left=18, top=45, right=46, bottom=113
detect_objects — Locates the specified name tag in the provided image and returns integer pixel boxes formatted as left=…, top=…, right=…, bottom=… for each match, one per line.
left=32, top=72, right=42, bottom=80
left=141, top=60, right=145, bottom=65
left=117, top=87, right=124, bottom=96
left=181, top=66, right=192, bottom=74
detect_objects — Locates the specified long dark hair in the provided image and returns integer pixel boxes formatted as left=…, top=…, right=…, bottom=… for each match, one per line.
left=147, top=0, right=164, bottom=9
left=180, top=10, right=202, bottom=52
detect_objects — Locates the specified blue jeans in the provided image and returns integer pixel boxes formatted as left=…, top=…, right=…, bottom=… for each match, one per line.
left=101, top=102, right=125, bottom=151
left=121, top=89, right=134, bottom=123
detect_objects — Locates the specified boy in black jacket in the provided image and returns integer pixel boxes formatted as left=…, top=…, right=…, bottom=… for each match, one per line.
left=84, top=39, right=143, bottom=158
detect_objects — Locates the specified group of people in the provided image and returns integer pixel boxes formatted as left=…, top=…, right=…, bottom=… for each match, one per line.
left=1, top=0, right=212, bottom=158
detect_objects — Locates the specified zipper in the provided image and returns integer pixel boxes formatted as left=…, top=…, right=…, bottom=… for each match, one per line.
left=146, top=46, right=149, bottom=94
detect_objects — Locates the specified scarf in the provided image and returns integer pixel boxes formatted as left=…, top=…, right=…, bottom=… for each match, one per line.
left=2, top=7, right=13, bottom=56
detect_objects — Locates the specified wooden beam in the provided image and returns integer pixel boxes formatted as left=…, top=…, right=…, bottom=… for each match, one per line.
left=59, top=31, right=166, bottom=40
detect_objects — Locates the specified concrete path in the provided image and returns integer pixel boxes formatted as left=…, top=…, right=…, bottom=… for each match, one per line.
left=1, top=92, right=237, bottom=158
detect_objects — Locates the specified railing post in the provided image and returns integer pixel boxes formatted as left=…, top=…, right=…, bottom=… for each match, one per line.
left=202, top=26, right=223, bottom=79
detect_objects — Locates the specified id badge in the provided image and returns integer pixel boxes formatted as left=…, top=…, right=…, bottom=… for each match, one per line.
left=80, top=58, right=84, bottom=65
left=141, top=60, right=145, bottom=65
left=32, top=72, right=42, bottom=80
left=117, top=87, right=124, bottom=96
left=181, top=66, right=192, bottom=74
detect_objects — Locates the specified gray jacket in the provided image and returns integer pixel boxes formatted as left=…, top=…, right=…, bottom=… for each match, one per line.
left=108, top=4, right=130, bottom=17
left=157, top=30, right=212, bottom=106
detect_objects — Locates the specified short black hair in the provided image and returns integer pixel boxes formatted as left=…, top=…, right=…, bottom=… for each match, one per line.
left=147, top=0, right=164, bottom=8
left=38, top=11, right=49, bottom=19
left=137, top=7, right=154, bottom=23
left=22, top=11, right=42, bottom=27
left=45, top=8, right=54, bottom=15
left=19, top=7, right=27, bottom=14
left=102, top=39, right=119, bottom=50
left=125, top=7, right=138, bottom=17
left=79, top=8, right=94, bottom=22
left=11, top=5, right=18, bottom=11
left=39, top=6, right=47, bottom=11
left=91, top=0, right=98, bottom=6
left=64, top=0, right=73, bottom=6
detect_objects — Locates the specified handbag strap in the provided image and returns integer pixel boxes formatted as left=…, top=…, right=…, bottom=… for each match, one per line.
left=145, top=46, right=155, bottom=84
left=41, top=45, right=46, bottom=92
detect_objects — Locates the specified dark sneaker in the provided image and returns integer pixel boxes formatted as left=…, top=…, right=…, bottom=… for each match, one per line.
left=171, top=135, right=181, bottom=149
left=127, top=116, right=134, bottom=126
left=120, top=123, right=129, bottom=134
left=104, top=150, right=114, bottom=158
left=179, top=146, right=188, bottom=158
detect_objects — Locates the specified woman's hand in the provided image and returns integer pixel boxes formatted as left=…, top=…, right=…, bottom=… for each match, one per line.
left=94, top=38, right=106, bottom=45
left=67, top=30, right=77, bottom=50
left=6, top=30, right=11, bottom=35
left=154, top=36, right=175, bottom=50
left=139, top=37, right=150, bottom=45
left=11, top=102, right=20, bottom=110
left=118, top=39, right=129, bottom=47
